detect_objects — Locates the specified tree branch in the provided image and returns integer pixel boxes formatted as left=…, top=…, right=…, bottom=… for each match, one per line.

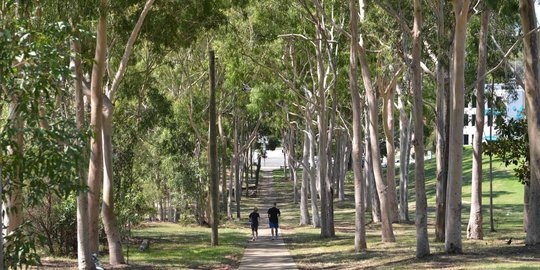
left=107, top=0, right=155, bottom=102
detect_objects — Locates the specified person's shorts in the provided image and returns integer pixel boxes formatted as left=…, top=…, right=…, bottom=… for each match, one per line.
left=269, top=221, right=279, bottom=228
left=251, top=223, right=258, bottom=231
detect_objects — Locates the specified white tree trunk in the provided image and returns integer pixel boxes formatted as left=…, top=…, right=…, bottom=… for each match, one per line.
left=300, top=132, right=312, bottom=226
left=445, top=0, right=470, bottom=253
left=102, top=99, right=125, bottom=264
left=397, top=83, right=410, bottom=222
left=87, top=1, right=107, bottom=253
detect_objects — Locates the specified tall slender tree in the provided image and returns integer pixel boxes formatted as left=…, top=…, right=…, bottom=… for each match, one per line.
left=519, top=0, right=540, bottom=246
left=412, top=0, right=429, bottom=258
left=350, top=0, right=367, bottom=252
left=467, top=7, right=489, bottom=240
left=358, top=0, right=395, bottom=242
left=445, top=0, right=470, bottom=254
left=87, top=0, right=108, bottom=254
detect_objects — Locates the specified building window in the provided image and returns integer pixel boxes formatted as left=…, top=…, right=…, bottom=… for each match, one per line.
left=472, top=95, right=476, bottom=108
left=464, top=115, right=469, bottom=126
left=471, top=114, right=476, bottom=126
left=464, top=134, right=469, bottom=145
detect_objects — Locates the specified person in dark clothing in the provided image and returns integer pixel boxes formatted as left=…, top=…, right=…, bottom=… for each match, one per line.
left=249, top=207, right=260, bottom=241
left=267, top=202, right=281, bottom=240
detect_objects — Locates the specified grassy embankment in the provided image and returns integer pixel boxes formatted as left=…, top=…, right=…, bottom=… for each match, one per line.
left=271, top=147, right=540, bottom=269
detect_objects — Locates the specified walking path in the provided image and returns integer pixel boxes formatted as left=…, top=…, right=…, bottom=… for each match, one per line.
left=237, top=169, right=298, bottom=270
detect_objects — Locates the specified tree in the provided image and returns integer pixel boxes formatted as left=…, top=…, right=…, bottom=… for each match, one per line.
left=467, top=7, right=489, bottom=240
left=349, top=0, right=367, bottom=252
left=411, top=0, right=429, bottom=258
left=519, top=0, right=540, bottom=246
left=445, top=0, right=471, bottom=254
left=358, top=0, right=395, bottom=242
left=87, top=0, right=107, bottom=255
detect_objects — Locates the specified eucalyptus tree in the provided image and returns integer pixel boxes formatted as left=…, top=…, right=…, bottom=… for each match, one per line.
left=519, top=0, right=540, bottom=246
left=349, top=0, right=367, bottom=252
left=445, top=0, right=471, bottom=254
left=358, top=0, right=395, bottom=242
left=467, top=5, right=489, bottom=241
left=411, top=0, right=429, bottom=258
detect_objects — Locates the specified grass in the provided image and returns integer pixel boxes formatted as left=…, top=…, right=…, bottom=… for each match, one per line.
left=38, top=220, right=250, bottom=269
left=37, top=147, right=537, bottom=269
left=120, top=222, right=249, bottom=269
left=271, top=147, right=540, bottom=269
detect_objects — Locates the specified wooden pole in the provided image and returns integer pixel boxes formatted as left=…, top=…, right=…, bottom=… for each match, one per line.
left=208, top=48, right=219, bottom=245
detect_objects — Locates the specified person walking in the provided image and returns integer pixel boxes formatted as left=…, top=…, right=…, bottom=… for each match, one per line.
left=267, top=202, right=281, bottom=240
left=249, top=207, right=260, bottom=241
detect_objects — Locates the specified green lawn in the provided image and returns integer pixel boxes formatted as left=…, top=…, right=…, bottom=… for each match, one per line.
left=38, top=147, right=537, bottom=269
left=120, top=222, right=249, bottom=269
left=272, top=147, right=539, bottom=269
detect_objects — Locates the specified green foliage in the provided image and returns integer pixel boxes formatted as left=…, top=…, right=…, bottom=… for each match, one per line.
left=1, top=11, right=87, bottom=266
left=3, top=223, right=44, bottom=269
left=484, top=117, right=529, bottom=185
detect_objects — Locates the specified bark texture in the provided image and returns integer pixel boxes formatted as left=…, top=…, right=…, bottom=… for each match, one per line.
left=412, top=0, right=429, bottom=258
left=358, top=0, right=395, bottom=242
left=435, top=0, right=450, bottom=243
left=87, top=1, right=107, bottom=253
left=300, top=133, right=312, bottom=226
left=208, top=49, right=219, bottom=246
left=102, top=99, right=125, bottom=264
left=467, top=8, right=489, bottom=241
left=350, top=0, right=367, bottom=251
left=519, top=0, right=540, bottom=246
left=445, top=0, right=470, bottom=254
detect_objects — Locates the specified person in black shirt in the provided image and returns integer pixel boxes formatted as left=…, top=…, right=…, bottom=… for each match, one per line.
left=267, top=202, right=281, bottom=240
left=249, top=207, right=260, bottom=241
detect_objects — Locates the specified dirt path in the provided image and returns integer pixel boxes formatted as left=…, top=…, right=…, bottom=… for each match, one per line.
left=237, top=169, right=298, bottom=270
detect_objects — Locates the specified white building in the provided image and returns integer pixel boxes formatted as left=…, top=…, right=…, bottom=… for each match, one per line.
left=463, top=83, right=524, bottom=145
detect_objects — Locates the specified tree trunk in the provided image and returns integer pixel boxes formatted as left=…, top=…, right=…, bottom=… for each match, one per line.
left=316, top=32, right=333, bottom=237
left=102, top=98, right=125, bottom=264
left=519, top=0, right=540, bottom=246
left=72, top=25, right=95, bottom=270
left=445, top=0, right=470, bottom=254
left=350, top=0, right=367, bottom=250
left=307, top=105, right=321, bottom=228
left=234, top=115, right=241, bottom=220
left=88, top=1, right=107, bottom=253
left=467, top=8, right=489, bottom=241
left=300, top=133, right=312, bottom=226
left=412, top=0, right=429, bottom=257
left=524, top=184, right=530, bottom=232
left=208, top=49, right=219, bottom=246
left=5, top=106, right=24, bottom=234
left=218, top=112, right=228, bottom=207
left=358, top=0, right=395, bottom=241
left=227, top=157, right=234, bottom=219
left=435, top=0, right=450, bottom=243
left=397, top=82, right=410, bottom=222
left=382, top=72, right=399, bottom=223
left=365, top=129, right=381, bottom=224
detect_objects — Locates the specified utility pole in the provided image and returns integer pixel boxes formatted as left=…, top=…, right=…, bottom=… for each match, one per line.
left=208, top=48, right=219, bottom=246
